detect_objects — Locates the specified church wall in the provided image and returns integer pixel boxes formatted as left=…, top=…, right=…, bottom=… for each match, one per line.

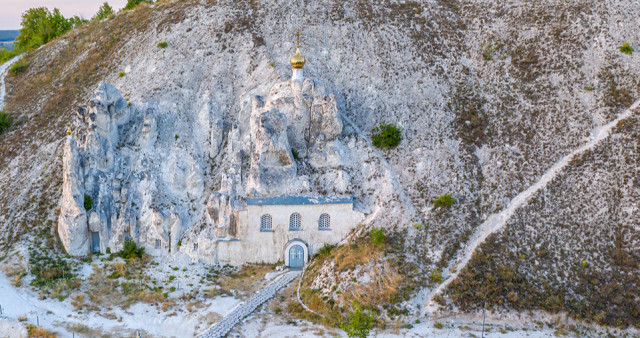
left=216, top=203, right=361, bottom=265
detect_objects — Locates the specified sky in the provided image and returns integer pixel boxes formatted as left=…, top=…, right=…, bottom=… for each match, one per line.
left=0, top=0, right=129, bottom=30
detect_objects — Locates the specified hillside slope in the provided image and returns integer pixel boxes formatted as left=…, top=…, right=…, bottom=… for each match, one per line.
left=1, top=0, right=639, bottom=329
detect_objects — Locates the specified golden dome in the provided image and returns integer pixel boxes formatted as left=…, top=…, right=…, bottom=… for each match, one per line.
left=66, top=127, right=72, bottom=136
left=290, top=45, right=305, bottom=69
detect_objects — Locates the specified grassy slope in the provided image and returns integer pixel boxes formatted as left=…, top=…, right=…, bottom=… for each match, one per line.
left=447, top=114, right=640, bottom=327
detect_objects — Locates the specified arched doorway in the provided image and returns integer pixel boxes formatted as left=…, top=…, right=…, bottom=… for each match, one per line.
left=284, top=239, right=308, bottom=269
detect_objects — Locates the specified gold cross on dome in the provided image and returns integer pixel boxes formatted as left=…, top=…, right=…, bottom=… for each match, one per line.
left=294, top=29, right=302, bottom=47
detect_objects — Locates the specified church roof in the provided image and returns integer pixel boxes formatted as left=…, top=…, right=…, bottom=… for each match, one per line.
left=246, top=195, right=353, bottom=206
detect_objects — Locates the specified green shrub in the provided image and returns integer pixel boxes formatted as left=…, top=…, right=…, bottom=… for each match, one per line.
left=157, top=41, right=168, bottom=48
left=0, top=111, right=11, bottom=134
left=169, top=286, right=176, bottom=292
left=118, top=71, right=126, bottom=77
left=119, top=238, right=145, bottom=260
left=429, top=269, right=443, bottom=284
left=316, top=243, right=335, bottom=257
left=28, top=252, right=73, bottom=288
left=371, top=123, right=403, bottom=149
left=434, top=322, right=443, bottom=329
left=169, top=275, right=176, bottom=281
left=619, top=42, right=634, bottom=55
left=83, top=194, right=93, bottom=211
left=291, top=148, right=300, bottom=160
left=92, top=2, right=114, bottom=21
left=433, top=193, right=456, bottom=208
left=370, top=227, right=385, bottom=246
left=124, top=0, right=152, bottom=10
left=340, top=301, right=375, bottom=338
left=8, top=59, right=29, bottom=76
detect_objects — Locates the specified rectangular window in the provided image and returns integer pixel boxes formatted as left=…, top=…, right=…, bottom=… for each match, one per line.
left=155, top=239, right=161, bottom=249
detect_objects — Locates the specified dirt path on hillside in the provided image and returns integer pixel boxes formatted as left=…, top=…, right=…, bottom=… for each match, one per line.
left=423, top=98, right=640, bottom=314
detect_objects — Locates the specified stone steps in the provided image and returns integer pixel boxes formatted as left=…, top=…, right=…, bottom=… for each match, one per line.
left=200, top=270, right=301, bottom=338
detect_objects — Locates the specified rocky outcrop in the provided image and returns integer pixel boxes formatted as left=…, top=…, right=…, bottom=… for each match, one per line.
left=58, top=82, right=209, bottom=256
left=57, top=135, right=89, bottom=256
left=248, top=96, right=298, bottom=196
left=245, top=78, right=350, bottom=196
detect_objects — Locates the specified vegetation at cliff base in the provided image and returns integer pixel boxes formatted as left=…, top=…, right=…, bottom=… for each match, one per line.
left=371, top=123, right=403, bottom=149
left=118, top=238, right=145, bottom=260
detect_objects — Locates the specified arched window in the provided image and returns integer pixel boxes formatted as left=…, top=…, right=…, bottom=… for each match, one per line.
left=289, top=213, right=301, bottom=230
left=318, top=213, right=330, bottom=230
left=260, top=214, right=273, bottom=231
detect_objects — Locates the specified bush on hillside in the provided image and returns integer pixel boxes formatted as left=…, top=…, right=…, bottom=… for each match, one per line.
left=370, top=227, right=385, bottom=246
left=93, top=2, right=115, bottom=21
left=15, top=8, right=76, bottom=51
left=316, top=243, right=335, bottom=257
left=8, top=59, right=28, bottom=76
left=619, top=42, right=634, bottom=55
left=124, top=0, right=153, bottom=10
left=340, top=301, right=375, bottom=338
left=0, top=111, right=11, bottom=134
left=119, top=238, right=145, bottom=260
left=157, top=41, right=168, bottom=48
left=371, top=123, right=403, bottom=149
left=433, top=193, right=456, bottom=208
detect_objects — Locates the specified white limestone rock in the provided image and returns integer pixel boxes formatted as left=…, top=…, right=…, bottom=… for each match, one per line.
left=57, top=136, right=89, bottom=256
left=248, top=96, right=298, bottom=196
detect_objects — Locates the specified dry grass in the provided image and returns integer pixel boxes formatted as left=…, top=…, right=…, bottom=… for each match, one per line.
left=17, top=315, right=27, bottom=322
left=1, top=257, right=27, bottom=287
left=332, top=243, right=384, bottom=272
left=27, top=324, right=57, bottom=338
left=348, top=263, right=401, bottom=307
left=65, top=323, right=111, bottom=338
left=71, top=294, right=85, bottom=310
left=186, top=300, right=205, bottom=312
left=218, top=263, right=277, bottom=298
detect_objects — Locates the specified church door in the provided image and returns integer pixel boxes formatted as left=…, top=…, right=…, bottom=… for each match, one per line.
left=289, top=245, right=305, bottom=269
left=91, top=232, right=100, bottom=253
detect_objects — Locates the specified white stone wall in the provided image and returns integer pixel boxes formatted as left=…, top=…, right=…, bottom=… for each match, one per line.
left=217, top=203, right=362, bottom=265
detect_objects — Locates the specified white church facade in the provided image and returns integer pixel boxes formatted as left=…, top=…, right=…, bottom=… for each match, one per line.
left=216, top=196, right=361, bottom=268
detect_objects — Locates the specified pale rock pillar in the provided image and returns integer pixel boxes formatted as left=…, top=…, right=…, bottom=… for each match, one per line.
left=57, top=135, right=90, bottom=255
